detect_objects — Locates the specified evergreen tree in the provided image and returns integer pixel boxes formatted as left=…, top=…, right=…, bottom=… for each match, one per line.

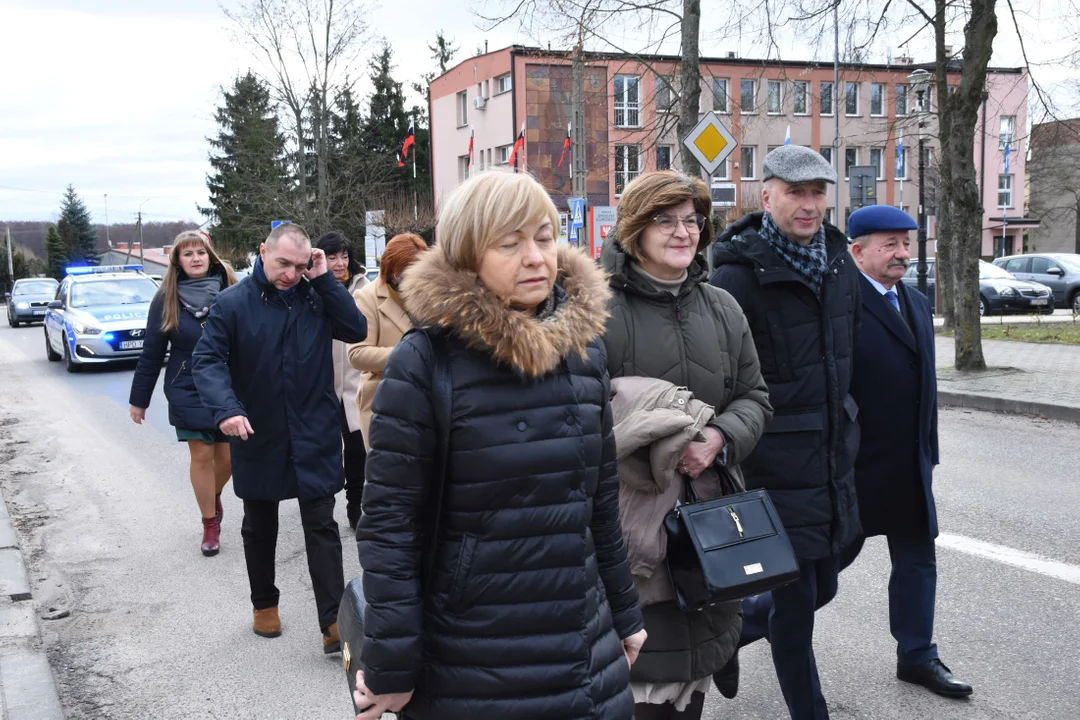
left=59, top=185, right=99, bottom=266
left=199, top=71, right=292, bottom=266
left=45, top=224, right=70, bottom=280
left=364, top=43, right=431, bottom=199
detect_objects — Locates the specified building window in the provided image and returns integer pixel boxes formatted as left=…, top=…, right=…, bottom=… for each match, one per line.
left=740, top=145, right=757, bottom=179
left=895, top=147, right=908, bottom=179
left=712, top=158, right=730, bottom=181
left=495, top=74, right=512, bottom=94
left=614, top=75, right=641, bottom=128
left=870, top=148, right=884, bottom=180
left=615, top=144, right=642, bottom=195
left=740, top=79, right=757, bottom=113
left=896, top=84, right=909, bottom=116
left=998, top=174, right=1013, bottom=208
left=457, top=155, right=470, bottom=182
left=767, top=80, right=783, bottom=114
left=496, top=144, right=512, bottom=164
left=656, top=76, right=677, bottom=114
left=820, top=81, right=834, bottom=116
left=712, top=78, right=730, bottom=113
left=845, top=147, right=858, bottom=179
left=824, top=207, right=835, bottom=225
left=657, top=145, right=673, bottom=171
left=820, top=146, right=833, bottom=167
left=1000, top=115, right=1016, bottom=149
left=845, top=82, right=860, bottom=116
left=870, top=83, right=885, bottom=116
left=456, top=90, right=468, bottom=126
left=793, top=81, right=809, bottom=115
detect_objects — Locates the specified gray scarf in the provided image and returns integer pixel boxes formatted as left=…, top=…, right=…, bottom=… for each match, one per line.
left=177, top=275, right=223, bottom=319
left=759, top=212, right=829, bottom=296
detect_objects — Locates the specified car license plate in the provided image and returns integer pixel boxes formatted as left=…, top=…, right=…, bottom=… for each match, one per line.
left=33, top=310, right=46, bottom=316
left=120, top=340, right=144, bottom=350
left=1031, top=299, right=1047, bottom=306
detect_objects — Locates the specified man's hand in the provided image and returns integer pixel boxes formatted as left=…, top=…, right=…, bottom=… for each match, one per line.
left=304, top=248, right=328, bottom=280
left=678, top=426, right=725, bottom=479
left=353, top=671, right=413, bottom=720
left=219, top=415, right=254, bottom=440
left=622, top=629, right=648, bottom=668
left=129, top=405, right=146, bottom=424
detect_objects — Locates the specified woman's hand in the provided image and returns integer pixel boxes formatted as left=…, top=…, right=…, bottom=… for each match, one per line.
left=353, top=671, right=413, bottom=720
left=129, top=405, right=146, bottom=424
left=622, top=629, right=648, bottom=668
left=677, top=426, right=725, bottom=479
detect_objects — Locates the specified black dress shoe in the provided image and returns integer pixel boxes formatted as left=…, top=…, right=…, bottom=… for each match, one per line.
left=712, top=650, right=739, bottom=699
left=897, top=659, right=973, bottom=697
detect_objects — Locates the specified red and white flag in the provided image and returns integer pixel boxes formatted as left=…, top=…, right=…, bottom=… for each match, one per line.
left=557, top=122, right=571, bottom=168
left=507, top=122, right=526, bottom=168
left=400, top=117, right=416, bottom=160
left=396, top=152, right=405, bottom=168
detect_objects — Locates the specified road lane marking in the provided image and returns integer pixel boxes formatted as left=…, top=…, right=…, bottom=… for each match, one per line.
left=938, top=533, right=1080, bottom=585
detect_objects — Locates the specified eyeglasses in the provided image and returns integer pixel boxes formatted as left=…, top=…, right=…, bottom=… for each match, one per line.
left=652, top=213, right=708, bottom=235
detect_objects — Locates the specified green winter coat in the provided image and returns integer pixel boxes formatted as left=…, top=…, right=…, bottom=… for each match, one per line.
left=600, top=236, right=773, bottom=683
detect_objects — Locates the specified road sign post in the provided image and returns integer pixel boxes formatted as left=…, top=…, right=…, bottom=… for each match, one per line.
left=682, top=112, right=739, bottom=176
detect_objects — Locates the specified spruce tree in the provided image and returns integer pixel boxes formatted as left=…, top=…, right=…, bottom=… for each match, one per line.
left=59, top=185, right=100, bottom=266
left=45, top=224, right=70, bottom=280
left=199, top=72, right=292, bottom=266
left=364, top=43, right=430, bottom=196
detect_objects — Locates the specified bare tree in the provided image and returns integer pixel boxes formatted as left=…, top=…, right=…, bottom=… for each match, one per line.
left=225, top=0, right=372, bottom=231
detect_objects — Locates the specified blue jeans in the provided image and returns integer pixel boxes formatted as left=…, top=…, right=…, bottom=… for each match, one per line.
left=740, top=555, right=840, bottom=720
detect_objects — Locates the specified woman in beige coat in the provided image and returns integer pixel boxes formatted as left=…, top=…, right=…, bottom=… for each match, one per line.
left=348, top=233, right=429, bottom=451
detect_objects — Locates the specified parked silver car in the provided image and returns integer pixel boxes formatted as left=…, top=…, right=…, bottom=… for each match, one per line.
left=992, top=253, right=1080, bottom=314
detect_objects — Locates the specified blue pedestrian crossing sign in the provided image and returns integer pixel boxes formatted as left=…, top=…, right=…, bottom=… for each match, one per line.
left=271, top=220, right=292, bottom=230
left=568, top=198, right=586, bottom=226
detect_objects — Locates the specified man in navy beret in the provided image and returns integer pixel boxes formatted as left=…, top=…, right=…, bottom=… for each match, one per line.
left=845, top=205, right=973, bottom=698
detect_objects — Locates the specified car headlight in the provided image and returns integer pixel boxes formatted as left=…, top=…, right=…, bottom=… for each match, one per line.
left=15, top=302, right=29, bottom=310
left=997, top=286, right=1016, bottom=297
left=71, top=321, right=103, bottom=335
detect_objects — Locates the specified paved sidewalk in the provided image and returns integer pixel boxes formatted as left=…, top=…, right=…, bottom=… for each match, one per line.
left=936, top=336, right=1080, bottom=422
left=933, top=309, right=1077, bottom=326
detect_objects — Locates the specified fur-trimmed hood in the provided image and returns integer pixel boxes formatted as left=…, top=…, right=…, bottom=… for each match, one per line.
left=400, top=245, right=611, bottom=378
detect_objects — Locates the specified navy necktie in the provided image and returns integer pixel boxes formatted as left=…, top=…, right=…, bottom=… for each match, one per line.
left=885, top=290, right=901, bottom=314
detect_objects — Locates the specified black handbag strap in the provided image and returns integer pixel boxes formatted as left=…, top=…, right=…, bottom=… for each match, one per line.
left=417, top=327, right=452, bottom=589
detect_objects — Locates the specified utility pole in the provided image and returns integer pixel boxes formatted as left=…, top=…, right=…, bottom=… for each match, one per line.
left=104, top=194, right=111, bottom=248
left=138, top=199, right=149, bottom=266
left=6, top=226, right=13, bottom=287
left=571, top=37, right=588, bottom=249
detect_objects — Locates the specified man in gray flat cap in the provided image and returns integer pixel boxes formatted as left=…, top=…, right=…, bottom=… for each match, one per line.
left=709, top=145, right=863, bottom=719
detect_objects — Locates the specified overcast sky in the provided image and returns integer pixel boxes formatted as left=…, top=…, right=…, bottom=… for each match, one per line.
left=2, top=0, right=1076, bottom=225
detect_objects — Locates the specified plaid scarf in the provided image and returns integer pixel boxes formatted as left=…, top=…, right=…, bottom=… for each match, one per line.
left=759, top=212, right=829, bottom=296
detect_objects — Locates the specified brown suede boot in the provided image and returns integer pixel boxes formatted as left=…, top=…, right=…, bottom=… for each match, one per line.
left=322, top=622, right=341, bottom=654
left=253, top=607, right=282, bottom=638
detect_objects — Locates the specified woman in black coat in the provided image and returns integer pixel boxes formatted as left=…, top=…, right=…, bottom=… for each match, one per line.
left=353, top=170, right=647, bottom=720
left=129, top=231, right=237, bottom=556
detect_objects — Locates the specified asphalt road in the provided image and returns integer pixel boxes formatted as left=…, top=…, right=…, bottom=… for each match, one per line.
left=0, top=318, right=1078, bottom=720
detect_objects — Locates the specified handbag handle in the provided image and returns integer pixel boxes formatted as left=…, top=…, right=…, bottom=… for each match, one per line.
left=681, top=459, right=740, bottom=503
left=417, top=328, right=452, bottom=589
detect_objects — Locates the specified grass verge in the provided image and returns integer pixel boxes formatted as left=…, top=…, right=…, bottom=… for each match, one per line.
left=936, top=322, right=1080, bottom=345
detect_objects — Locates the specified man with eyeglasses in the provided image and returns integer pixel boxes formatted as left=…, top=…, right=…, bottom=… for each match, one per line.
left=709, top=145, right=863, bottom=720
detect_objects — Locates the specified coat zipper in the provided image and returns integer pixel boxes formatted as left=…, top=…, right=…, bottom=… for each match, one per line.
left=170, top=360, right=187, bottom=385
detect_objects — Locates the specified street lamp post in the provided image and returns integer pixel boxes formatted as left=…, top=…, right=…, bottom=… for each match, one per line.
left=908, top=68, right=932, bottom=297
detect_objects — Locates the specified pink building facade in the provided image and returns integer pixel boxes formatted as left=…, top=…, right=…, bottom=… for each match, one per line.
left=430, top=46, right=1029, bottom=258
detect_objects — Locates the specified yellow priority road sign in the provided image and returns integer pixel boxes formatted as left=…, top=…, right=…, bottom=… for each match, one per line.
left=682, top=111, right=739, bottom=175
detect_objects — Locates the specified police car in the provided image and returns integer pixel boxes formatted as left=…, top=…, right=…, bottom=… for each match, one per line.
left=43, top=265, right=159, bottom=372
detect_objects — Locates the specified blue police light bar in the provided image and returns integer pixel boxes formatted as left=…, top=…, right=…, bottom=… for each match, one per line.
left=66, top=264, right=144, bottom=276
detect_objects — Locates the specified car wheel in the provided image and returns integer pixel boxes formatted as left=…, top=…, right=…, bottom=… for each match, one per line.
left=979, top=297, right=987, bottom=317
left=1072, top=292, right=1080, bottom=316
left=62, top=333, right=81, bottom=373
left=45, top=328, right=61, bottom=361
left=8, top=310, right=17, bottom=328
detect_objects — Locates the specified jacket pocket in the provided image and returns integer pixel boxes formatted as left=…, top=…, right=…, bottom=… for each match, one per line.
left=837, top=394, right=861, bottom=476
left=447, top=534, right=478, bottom=610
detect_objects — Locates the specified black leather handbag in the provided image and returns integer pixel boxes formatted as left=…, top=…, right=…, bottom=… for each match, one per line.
left=338, top=328, right=452, bottom=713
left=663, top=471, right=799, bottom=612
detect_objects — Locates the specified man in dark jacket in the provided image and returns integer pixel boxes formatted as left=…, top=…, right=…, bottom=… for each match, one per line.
left=844, top=205, right=972, bottom=698
left=192, top=223, right=367, bottom=652
left=709, top=145, right=862, bottom=719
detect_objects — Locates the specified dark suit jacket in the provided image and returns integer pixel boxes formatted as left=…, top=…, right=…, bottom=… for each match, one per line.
left=849, top=274, right=939, bottom=539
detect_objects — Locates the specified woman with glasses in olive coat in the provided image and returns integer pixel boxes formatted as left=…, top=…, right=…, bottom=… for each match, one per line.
left=600, top=171, right=772, bottom=720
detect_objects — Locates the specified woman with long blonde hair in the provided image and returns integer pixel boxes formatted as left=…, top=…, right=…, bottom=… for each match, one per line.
left=129, top=230, right=239, bottom=556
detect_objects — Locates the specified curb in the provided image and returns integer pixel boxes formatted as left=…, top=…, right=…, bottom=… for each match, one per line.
left=938, top=390, right=1080, bottom=424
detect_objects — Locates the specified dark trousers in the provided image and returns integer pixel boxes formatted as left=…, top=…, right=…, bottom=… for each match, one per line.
left=241, top=494, right=345, bottom=633
left=842, top=535, right=939, bottom=667
left=633, top=691, right=706, bottom=720
left=740, top=555, right=841, bottom=720
left=338, top=401, right=366, bottom=521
